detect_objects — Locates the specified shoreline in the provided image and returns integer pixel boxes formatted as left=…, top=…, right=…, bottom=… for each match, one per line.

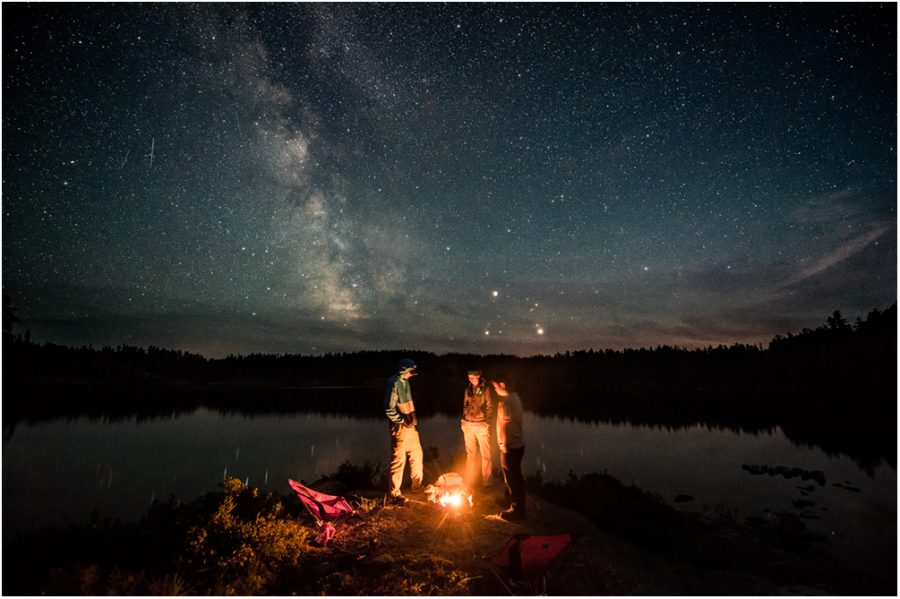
left=3, top=465, right=894, bottom=595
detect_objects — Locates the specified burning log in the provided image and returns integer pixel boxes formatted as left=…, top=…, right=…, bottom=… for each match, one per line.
left=424, top=472, right=473, bottom=510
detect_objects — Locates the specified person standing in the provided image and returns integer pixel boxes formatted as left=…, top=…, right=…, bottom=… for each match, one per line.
left=492, top=378, right=525, bottom=521
left=461, top=369, right=494, bottom=488
left=384, top=358, right=423, bottom=504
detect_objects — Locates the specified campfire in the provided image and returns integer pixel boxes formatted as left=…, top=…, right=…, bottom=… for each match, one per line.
left=424, top=472, right=473, bottom=510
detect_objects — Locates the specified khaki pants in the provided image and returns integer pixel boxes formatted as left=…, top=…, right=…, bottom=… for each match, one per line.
left=461, top=420, right=492, bottom=487
left=389, top=422, right=423, bottom=496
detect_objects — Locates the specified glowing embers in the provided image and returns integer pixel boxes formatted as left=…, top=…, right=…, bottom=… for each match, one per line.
left=425, top=472, right=473, bottom=510
left=438, top=490, right=469, bottom=508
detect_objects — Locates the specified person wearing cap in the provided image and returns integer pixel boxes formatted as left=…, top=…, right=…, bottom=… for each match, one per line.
left=461, top=368, right=494, bottom=489
left=384, top=358, right=423, bottom=503
left=491, top=377, right=526, bottom=521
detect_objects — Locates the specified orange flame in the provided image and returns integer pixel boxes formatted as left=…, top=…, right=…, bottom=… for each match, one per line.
left=425, top=473, right=472, bottom=510
left=437, top=490, right=472, bottom=508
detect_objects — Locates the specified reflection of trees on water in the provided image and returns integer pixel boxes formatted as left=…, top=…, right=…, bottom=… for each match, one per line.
left=4, top=306, right=895, bottom=473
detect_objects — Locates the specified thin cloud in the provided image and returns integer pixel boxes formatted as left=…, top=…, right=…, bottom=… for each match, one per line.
left=781, top=223, right=892, bottom=288
left=791, top=186, right=861, bottom=226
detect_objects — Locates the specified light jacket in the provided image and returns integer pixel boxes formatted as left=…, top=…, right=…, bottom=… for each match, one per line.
left=496, top=391, right=524, bottom=452
left=384, top=375, right=415, bottom=424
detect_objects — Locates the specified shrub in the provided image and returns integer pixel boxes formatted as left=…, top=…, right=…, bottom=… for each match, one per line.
left=186, top=478, right=314, bottom=594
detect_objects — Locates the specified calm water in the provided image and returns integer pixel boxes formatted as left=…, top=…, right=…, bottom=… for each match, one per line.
left=3, top=409, right=895, bottom=577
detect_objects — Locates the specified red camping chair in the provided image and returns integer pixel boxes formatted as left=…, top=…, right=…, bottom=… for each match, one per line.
left=288, top=479, right=354, bottom=544
left=487, top=533, right=572, bottom=593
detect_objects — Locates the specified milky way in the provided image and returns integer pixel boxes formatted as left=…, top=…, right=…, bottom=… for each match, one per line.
left=3, top=4, right=896, bottom=356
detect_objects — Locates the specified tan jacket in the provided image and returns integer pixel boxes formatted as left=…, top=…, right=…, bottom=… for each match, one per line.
left=462, top=381, right=493, bottom=423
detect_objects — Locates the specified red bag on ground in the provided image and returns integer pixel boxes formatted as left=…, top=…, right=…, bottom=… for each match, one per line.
left=487, top=533, right=572, bottom=582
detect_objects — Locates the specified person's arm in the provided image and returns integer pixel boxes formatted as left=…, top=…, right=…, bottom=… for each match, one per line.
left=399, top=399, right=417, bottom=428
left=497, top=400, right=510, bottom=452
left=485, top=385, right=495, bottom=422
left=384, top=380, right=405, bottom=424
left=408, top=399, right=418, bottom=427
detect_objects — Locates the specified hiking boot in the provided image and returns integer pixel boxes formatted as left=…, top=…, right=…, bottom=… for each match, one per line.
left=388, top=494, right=408, bottom=505
left=499, top=509, right=525, bottom=522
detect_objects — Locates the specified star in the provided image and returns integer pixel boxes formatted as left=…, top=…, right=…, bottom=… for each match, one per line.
left=0, top=3, right=892, bottom=356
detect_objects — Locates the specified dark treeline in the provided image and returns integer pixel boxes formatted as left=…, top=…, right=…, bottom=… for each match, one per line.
left=3, top=303, right=896, bottom=470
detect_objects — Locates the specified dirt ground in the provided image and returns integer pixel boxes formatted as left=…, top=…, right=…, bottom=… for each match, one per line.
left=306, top=483, right=886, bottom=596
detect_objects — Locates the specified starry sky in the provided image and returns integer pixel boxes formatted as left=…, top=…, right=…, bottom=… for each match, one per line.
left=3, top=3, right=896, bottom=357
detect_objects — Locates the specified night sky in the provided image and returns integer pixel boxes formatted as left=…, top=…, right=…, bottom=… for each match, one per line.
left=3, top=3, right=896, bottom=357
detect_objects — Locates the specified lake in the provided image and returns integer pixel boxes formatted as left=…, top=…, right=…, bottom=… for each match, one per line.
left=2, top=408, right=895, bottom=579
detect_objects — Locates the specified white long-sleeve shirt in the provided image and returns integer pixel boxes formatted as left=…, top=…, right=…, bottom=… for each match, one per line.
left=496, top=391, right=524, bottom=452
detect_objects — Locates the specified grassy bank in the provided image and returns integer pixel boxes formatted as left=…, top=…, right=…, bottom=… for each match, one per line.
left=3, top=462, right=893, bottom=595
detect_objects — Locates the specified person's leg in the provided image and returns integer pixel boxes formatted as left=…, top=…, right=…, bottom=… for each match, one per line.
left=461, top=421, right=479, bottom=487
left=475, top=424, right=493, bottom=485
left=407, top=427, right=424, bottom=489
left=388, top=423, right=406, bottom=496
left=506, top=446, right=526, bottom=514
left=499, top=449, right=512, bottom=507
